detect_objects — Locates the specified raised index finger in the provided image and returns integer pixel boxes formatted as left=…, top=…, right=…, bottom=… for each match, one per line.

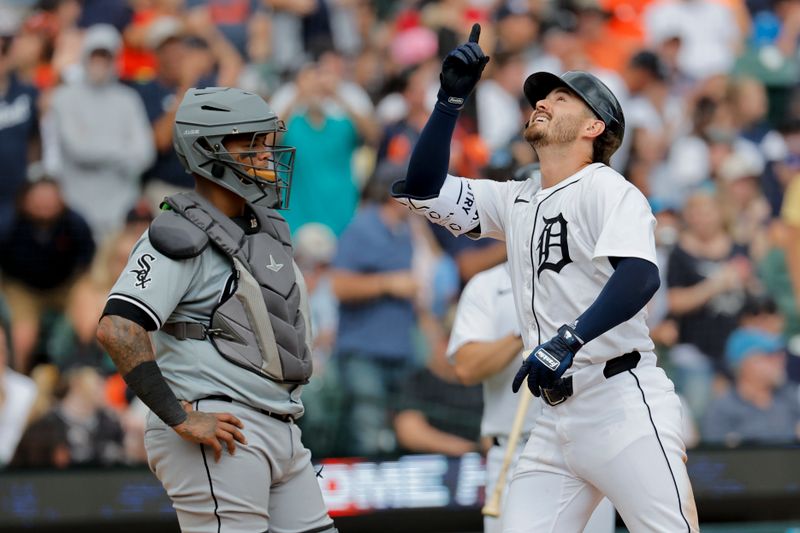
left=468, top=23, right=481, bottom=44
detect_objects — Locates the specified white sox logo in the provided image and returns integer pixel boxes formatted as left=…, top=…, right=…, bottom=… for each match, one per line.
left=130, top=253, right=156, bottom=289
left=536, top=213, right=572, bottom=277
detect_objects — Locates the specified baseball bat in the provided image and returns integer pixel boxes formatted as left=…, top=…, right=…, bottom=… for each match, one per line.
left=481, top=389, right=533, bottom=517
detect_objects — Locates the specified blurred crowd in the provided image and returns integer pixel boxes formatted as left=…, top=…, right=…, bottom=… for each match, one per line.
left=1, top=0, right=800, bottom=469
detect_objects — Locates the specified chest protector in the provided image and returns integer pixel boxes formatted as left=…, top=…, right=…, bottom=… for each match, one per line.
left=149, top=191, right=313, bottom=384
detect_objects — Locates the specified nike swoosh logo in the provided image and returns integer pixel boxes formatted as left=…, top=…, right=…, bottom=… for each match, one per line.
left=497, top=288, right=512, bottom=296
left=514, top=196, right=529, bottom=204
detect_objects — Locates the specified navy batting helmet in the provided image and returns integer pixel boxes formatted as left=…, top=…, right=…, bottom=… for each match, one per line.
left=523, top=71, right=625, bottom=157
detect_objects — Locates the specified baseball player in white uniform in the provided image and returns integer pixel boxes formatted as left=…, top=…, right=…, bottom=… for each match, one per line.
left=392, top=24, right=699, bottom=532
left=448, top=262, right=615, bottom=533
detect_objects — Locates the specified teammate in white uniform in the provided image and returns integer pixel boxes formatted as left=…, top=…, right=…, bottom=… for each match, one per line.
left=392, top=24, right=699, bottom=532
left=448, top=262, right=615, bottom=533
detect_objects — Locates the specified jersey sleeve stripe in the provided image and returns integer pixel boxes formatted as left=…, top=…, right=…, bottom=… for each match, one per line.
left=106, top=293, right=163, bottom=330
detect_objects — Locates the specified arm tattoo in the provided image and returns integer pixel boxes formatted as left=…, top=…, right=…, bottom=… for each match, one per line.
left=97, top=315, right=156, bottom=375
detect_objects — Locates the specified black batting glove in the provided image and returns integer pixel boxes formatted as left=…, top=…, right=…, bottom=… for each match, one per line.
left=437, top=23, right=490, bottom=111
left=512, top=325, right=584, bottom=396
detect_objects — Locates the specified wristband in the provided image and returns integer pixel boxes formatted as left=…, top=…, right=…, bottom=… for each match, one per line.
left=123, top=361, right=188, bottom=426
left=436, top=88, right=464, bottom=114
left=558, top=324, right=585, bottom=354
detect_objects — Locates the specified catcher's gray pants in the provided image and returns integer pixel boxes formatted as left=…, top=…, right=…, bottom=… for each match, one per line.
left=144, top=398, right=335, bottom=533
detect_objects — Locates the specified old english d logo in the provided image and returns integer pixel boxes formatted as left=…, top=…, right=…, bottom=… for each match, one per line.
left=536, top=213, right=572, bottom=277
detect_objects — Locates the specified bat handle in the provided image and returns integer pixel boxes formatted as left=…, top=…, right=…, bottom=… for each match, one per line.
left=481, top=483, right=504, bottom=517
left=481, top=390, right=533, bottom=518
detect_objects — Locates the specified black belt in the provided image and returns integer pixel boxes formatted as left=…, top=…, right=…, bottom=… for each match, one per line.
left=198, top=395, right=295, bottom=424
left=540, top=351, right=641, bottom=407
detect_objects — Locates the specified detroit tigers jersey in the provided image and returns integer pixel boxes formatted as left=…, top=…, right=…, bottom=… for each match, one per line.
left=400, top=163, right=657, bottom=371
left=107, top=232, right=305, bottom=417
left=446, top=263, right=542, bottom=438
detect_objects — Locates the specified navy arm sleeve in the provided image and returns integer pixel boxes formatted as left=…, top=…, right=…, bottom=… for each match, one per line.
left=573, top=257, right=660, bottom=344
left=399, top=103, right=460, bottom=198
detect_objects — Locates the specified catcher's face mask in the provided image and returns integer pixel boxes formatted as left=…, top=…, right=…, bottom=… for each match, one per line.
left=216, top=127, right=296, bottom=209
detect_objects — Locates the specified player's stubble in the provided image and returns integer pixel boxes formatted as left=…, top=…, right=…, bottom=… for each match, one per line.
left=524, top=112, right=584, bottom=149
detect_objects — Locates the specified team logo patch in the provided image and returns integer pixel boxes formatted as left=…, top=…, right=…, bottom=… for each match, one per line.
left=130, top=253, right=156, bottom=289
left=536, top=213, right=572, bottom=277
left=266, top=254, right=284, bottom=272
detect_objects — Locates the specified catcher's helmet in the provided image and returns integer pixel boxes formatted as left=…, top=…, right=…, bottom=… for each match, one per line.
left=174, top=87, right=295, bottom=209
left=523, top=71, right=625, bottom=156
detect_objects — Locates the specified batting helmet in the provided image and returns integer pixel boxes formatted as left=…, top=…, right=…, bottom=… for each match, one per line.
left=523, top=71, right=625, bottom=156
left=174, top=87, right=296, bottom=209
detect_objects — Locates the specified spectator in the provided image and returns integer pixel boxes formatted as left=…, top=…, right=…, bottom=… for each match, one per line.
left=393, top=315, right=483, bottom=457
left=294, top=222, right=342, bottom=457
left=265, top=0, right=334, bottom=72
left=475, top=52, right=525, bottom=153
left=116, top=0, right=181, bottom=82
left=278, top=56, right=378, bottom=235
left=758, top=219, right=800, bottom=380
left=667, top=189, right=752, bottom=418
left=185, top=0, right=263, bottom=59
left=375, top=63, right=436, bottom=166
left=10, top=6, right=68, bottom=90
left=8, top=408, right=70, bottom=468
left=0, top=179, right=95, bottom=373
left=0, top=324, right=37, bottom=466
left=648, top=200, right=681, bottom=348
left=493, top=1, right=540, bottom=59
left=409, top=216, right=460, bottom=320
left=0, top=32, right=40, bottom=240
left=783, top=175, right=800, bottom=373
left=644, top=0, right=742, bottom=81
left=46, top=229, right=141, bottom=375
left=12, top=366, right=124, bottom=467
left=46, top=24, right=154, bottom=240
left=132, top=16, right=238, bottom=209
left=738, top=293, right=785, bottom=336
left=571, top=0, right=635, bottom=73
left=622, top=49, right=683, bottom=195
left=726, top=76, right=787, bottom=216
left=775, top=120, right=800, bottom=209
left=717, top=150, right=771, bottom=260
left=117, top=397, right=148, bottom=464
left=26, top=363, right=60, bottom=424
left=294, top=222, right=338, bottom=369
left=330, top=169, right=419, bottom=456
left=271, top=50, right=375, bottom=133
left=702, top=329, right=800, bottom=444
left=180, top=7, right=244, bottom=88
left=732, top=0, right=800, bottom=127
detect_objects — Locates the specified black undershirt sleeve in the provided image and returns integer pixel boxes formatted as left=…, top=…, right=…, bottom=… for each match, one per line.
left=102, top=299, right=158, bottom=331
